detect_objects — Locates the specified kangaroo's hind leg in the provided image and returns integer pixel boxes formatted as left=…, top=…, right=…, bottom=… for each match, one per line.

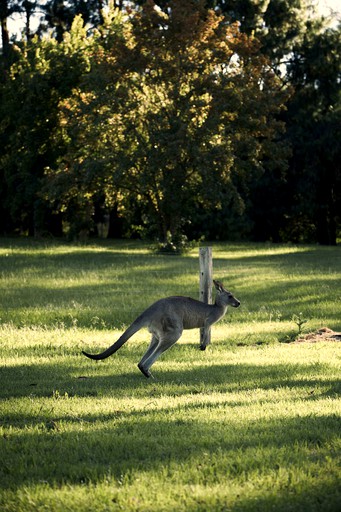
left=138, top=328, right=182, bottom=378
left=137, top=334, right=159, bottom=378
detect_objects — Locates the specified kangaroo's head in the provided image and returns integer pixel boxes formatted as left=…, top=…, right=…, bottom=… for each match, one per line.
left=213, top=280, right=240, bottom=308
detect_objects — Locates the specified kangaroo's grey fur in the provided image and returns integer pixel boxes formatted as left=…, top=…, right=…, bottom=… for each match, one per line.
left=82, top=280, right=240, bottom=378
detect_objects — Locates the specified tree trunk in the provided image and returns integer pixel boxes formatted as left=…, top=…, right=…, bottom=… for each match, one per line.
left=107, top=207, right=124, bottom=238
left=316, top=212, right=337, bottom=245
left=1, top=14, right=10, bottom=61
left=315, top=166, right=337, bottom=245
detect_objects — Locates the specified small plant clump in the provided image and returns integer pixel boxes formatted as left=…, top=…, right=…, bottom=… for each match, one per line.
left=292, top=312, right=308, bottom=335
left=155, top=232, right=196, bottom=255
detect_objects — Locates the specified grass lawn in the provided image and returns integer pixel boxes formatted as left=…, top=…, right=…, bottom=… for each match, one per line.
left=0, top=238, right=340, bottom=511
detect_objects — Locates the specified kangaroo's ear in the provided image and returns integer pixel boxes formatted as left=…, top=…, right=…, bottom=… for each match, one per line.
left=213, top=280, right=224, bottom=292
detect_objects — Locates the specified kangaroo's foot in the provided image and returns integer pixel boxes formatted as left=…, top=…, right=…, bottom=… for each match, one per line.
left=137, top=363, right=154, bottom=379
left=200, top=345, right=207, bottom=351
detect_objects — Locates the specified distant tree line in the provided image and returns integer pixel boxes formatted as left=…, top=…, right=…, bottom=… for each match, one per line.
left=0, top=0, right=340, bottom=248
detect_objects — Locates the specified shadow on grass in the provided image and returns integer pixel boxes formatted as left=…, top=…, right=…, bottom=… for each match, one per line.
left=1, top=356, right=340, bottom=510
left=182, top=479, right=341, bottom=512
left=1, top=355, right=340, bottom=400
left=1, top=400, right=340, bottom=511
left=1, top=240, right=341, bottom=329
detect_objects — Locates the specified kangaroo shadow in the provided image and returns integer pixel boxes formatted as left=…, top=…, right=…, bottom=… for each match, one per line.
left=1, top=354, right=340, bottom=400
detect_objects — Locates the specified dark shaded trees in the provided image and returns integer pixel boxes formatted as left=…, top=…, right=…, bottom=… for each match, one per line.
left=0, top=16, right=91, bottom=235
left=284, top=22, right=341, bottom=244
left=39, top=0, right=106, bottom=41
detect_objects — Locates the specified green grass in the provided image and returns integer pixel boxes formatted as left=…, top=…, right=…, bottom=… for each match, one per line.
left=0, top=238, right=340, bottom=511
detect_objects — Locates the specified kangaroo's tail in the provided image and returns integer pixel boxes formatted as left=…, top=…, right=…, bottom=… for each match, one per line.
left=82, top=317, right=145, bottom=361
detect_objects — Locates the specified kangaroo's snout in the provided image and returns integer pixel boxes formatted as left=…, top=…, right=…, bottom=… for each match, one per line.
left=233, top=299, right=241, bottom=308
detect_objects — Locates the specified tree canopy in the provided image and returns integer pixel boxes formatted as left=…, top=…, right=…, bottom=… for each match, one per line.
left=0, top=0, right=340, bottom=246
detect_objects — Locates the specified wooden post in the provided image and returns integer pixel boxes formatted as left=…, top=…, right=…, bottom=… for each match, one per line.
left=199, top=247, right=213, bottom=349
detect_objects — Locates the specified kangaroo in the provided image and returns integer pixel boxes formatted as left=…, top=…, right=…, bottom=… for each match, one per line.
left=82, top=280, right=240, bottom=378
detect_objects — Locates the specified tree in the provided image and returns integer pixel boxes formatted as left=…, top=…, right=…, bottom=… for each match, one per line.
left=200, top=1, right=310, bottom=62
left=284, top=22, right=341, bottom=244
left=45, top=0, right=288, bottom=245
left=203, top=1, right=341, bottom=245
left=21, top=0, right=40, bottom=41
left=0, top=15, right=91, bottom=235
left=39, top=0, right=108, bottom=41
left=0, top=0, right=22, bottom=61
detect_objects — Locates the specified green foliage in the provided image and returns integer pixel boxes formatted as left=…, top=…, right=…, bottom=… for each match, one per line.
left=207, top=0, right=308, bottom=64
left=0, top=1, right=340, bottom=244
left=42, top=1, right=289, bottom=242
left=154, top=231, right=197, bottom=255
left=39, top=0, right=106, bottom=42
left=284, top=22, right=341, bottom=244
left=292, top=312, right=308, bottom=335
left=0, top=15, right=91, bottom=235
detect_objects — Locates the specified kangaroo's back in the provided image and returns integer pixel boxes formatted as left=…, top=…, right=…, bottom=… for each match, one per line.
left=144, top=296, right=211, bottom=330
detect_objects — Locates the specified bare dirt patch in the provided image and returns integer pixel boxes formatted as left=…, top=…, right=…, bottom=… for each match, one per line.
left=294, top=327, right=341, bottom=343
